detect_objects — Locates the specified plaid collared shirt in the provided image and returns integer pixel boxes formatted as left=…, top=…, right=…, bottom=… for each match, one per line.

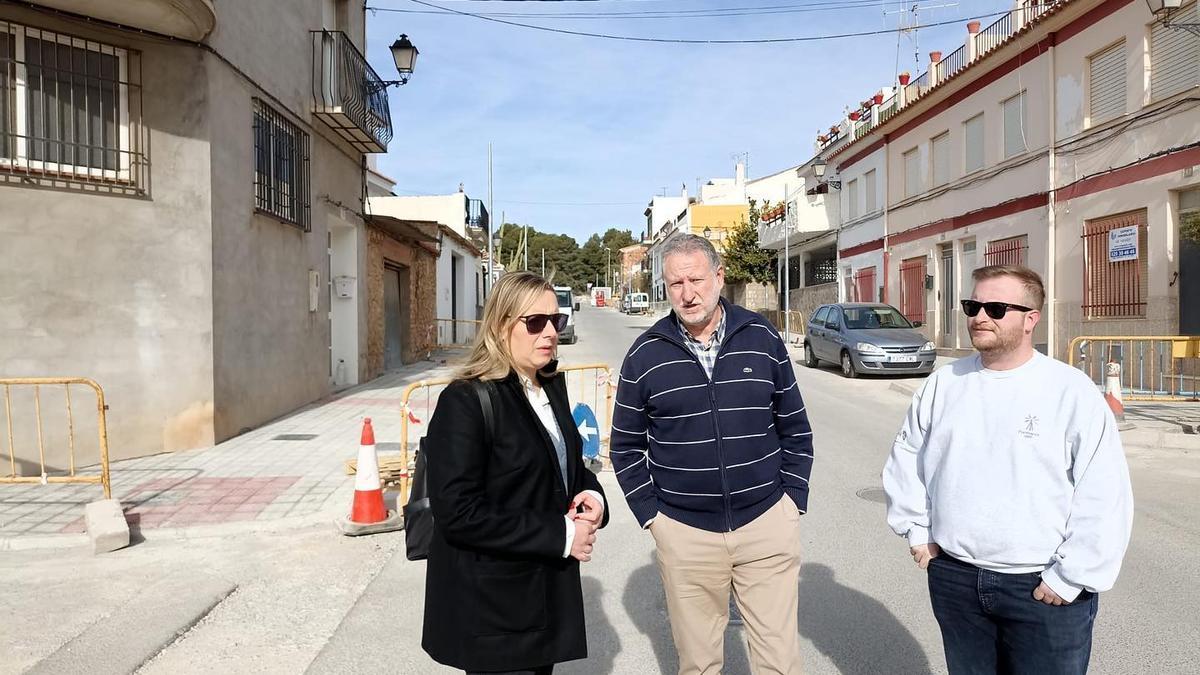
left=678, top=308, right=726, bottom=380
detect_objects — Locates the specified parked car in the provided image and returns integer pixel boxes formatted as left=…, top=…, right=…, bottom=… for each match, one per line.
left=627, top=292, right=649, bottom=314
left=803, top=303, right=936, bottom=378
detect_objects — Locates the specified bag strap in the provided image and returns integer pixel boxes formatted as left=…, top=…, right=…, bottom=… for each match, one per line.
left=470, top=379, right=496, bottom=446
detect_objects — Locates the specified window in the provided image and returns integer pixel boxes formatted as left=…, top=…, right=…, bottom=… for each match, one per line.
left=931, top=131, right=951, bottom=187
left=1082, top=209, right=1148, bottom=318
left=984, top=235, right=1028, bottom=266
left=825, top=307, right=842, bottom=330
left=903, top=147, right=921, bottom=198
left=853, top=266, right=877, bottom=303
left=864, top=169, right=877, bottom=213
left=1002, top=92, right=1027, bottom=159
left=804, top=246, right=838, bottom=287
left=847, top=178, right=859, bottom=219
left=253, top=99, right=311, bottom=230
left=1088, top=40, right=1126, bottom=126
left=812, top=306, right=830, bottom=327
left=964, top=114, right=985, bottom=173
left=900, top=256, right=927, bottom=323
left=0, top=21, right=141, bottom=185
left=1150, top=2, right=1199, bottom=101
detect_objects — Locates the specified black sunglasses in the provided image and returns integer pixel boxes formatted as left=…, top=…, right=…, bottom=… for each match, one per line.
left=961, top=299, right=1034, bottom=320
left=517, top=313, right=569, bottom=334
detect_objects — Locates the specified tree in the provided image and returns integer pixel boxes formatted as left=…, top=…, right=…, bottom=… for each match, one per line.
left=722, top=199, right=776, bottom=284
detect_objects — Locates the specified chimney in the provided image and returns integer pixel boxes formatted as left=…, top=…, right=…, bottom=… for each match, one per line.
left=735, top=161, right=746, bottom=186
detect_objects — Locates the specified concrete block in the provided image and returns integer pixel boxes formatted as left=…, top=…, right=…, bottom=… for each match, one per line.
left=85, top=499, right=130, bottom=554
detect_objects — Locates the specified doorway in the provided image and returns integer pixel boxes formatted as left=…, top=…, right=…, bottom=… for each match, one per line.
left=958, top=240, right=977, bottom=348
left=1181, top=189, right=1200, bottom=335
left=384, top=263, right=410, bottom=370
left=939, top=244, right=955, bottom=348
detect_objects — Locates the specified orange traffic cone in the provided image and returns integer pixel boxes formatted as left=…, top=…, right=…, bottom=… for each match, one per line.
left=1104, top=360, right=1131, bottom=429
left=338, top=417, right=403, bottom=536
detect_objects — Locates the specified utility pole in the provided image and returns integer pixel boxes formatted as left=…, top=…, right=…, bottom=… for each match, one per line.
left=541, top=248, right=545, bottom=277
left=783, top=183, right=791, bottom=345
left=487, top=143, right=493, bottom=297
left=524, top=221, right=529, bottom=270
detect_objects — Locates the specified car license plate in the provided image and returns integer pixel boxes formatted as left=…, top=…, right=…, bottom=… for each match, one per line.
left=890, top=355, right=918, bottom=363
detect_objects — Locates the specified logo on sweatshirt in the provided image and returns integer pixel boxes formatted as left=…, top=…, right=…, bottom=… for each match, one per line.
left=743, top=367, right=754, bottom=374
left=1019, top=415, right=1040, bottom=440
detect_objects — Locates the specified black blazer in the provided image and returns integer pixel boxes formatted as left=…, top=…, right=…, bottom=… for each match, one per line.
left=421, top=368, right=609, bottom=672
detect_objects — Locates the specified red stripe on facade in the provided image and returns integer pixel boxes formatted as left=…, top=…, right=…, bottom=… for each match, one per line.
left=888, top=193, right=1049, bottom=246
left=834, top=0, right=1134, bottom=171
left=1056, top=146, right=1200, bottom=203
left=839, top=238, right=885, bottom=258
left=836, top=139, right=886, bottom=174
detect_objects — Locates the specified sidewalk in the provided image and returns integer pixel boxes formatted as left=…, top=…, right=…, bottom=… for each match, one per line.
left=0, top=354, right=466, bottom=551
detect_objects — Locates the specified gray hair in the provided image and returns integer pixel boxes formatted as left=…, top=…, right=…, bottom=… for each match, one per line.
left=660, top=234, right=722, bottom=272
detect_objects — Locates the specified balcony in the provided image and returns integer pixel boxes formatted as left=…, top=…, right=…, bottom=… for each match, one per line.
left=30, top=0, right=215, bottom=40
left=311, top=31, right=393, bottom=154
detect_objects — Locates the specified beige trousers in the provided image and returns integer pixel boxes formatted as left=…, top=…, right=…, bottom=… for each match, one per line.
left=650, top=496, right=803, bottom=675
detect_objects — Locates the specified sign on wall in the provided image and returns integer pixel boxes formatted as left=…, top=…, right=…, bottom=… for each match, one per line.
left=1108, top=226, right=1139, bottom=263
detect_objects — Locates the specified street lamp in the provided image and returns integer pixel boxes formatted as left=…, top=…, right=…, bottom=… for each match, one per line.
left=703, top=226, right=712, bottom=239
left=1146, top=0, right=1200, bottom=35
left=812, top=158, right=841, bottom=190
left=370, top=34, right=420, bottom=91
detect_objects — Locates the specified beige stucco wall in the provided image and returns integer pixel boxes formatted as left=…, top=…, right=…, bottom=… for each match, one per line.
left=0, top=7, right=216, bottom=465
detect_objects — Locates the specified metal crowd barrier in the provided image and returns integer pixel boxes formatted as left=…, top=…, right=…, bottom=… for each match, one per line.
left=434, top=318, right=481, bottom=349
left=1067, top=336, right=1200, bottom=401
left=397, top=362, right=615, bottom=506
left=0, top=377, right=112, bottom=498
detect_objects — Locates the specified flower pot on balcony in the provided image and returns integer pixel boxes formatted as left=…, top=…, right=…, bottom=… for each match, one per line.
left=849, top=111, right=861, bottom=121
left=861, top=100, right=873, bottom=110
left=929, top=50, right=943, bottom=63
left=898, top=72, right=911, bottom=85
left=967, top=20, right=981, bottom=34
left=873, top=93, right=885, bottom=105
left=817, top=135, right=828, bottom=143
left=830, top=125, right=840, bottom=135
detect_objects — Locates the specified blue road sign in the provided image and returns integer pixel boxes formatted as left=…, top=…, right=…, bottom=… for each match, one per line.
left=572, top=403, right=601, bottom=460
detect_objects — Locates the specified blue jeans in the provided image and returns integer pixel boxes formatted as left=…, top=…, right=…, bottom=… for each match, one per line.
left=927, top=554, right=1099, bottom=675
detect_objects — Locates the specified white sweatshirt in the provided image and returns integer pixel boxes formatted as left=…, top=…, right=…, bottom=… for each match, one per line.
left=883, top=351, right=1134, bottom=602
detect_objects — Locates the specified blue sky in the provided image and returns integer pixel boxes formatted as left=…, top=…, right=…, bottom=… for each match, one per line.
left=365, top=0, right=1015, bottom=242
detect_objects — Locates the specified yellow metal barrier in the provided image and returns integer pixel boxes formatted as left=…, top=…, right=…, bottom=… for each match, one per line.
left=397, top=362, right=615, bottom=506
left=0, top=377, right=112, bottom=499
left=434, top=318, right=482, bottom=350
left=1067, top=336, right=1200, bottom=401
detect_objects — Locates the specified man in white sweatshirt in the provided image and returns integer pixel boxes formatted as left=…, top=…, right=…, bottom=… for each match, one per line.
left=883, top=264, right=1133, bottom=675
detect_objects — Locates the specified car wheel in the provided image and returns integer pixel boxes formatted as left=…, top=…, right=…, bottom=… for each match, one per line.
left=804, top=343, right=818, bottom=368
left=841, top=351, right=858, bottom=379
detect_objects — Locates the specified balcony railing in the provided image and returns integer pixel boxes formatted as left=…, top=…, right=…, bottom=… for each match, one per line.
left=467, top=198, right=489, bottom=230
left=311, top=30, right=393, bottom=153
left=940, top=44, right=967, bottom=81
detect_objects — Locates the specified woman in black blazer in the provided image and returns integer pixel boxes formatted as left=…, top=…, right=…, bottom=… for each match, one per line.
left=422, top=272, right=609, bottom=675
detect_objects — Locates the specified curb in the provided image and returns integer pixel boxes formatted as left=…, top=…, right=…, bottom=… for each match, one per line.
left=0, top=506, right=351, bottom=553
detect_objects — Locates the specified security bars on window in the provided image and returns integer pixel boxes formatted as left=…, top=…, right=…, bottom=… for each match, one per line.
left=0, top=20, right=147, bottom=194
left=253, top=98, right=310, bottom=230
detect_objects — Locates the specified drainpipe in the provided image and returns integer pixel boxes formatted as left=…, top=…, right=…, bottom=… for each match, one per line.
left=882, top=134, right=891, bottom=304
left=1046, top=33, right=1058, bottom=359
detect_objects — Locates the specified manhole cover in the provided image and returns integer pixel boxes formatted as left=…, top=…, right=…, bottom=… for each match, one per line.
left=856, top=487, right=888, bottom=504
left=273, top=433, right=319, bottom=441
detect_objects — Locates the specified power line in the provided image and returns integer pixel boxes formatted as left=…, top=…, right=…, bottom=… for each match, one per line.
left=388, top=0, right=1013, bottom=43
left=371, top=0, right=923, bottom=20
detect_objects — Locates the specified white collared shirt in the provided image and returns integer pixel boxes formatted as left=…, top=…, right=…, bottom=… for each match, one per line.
left=519, top=373, right=605, bottom=558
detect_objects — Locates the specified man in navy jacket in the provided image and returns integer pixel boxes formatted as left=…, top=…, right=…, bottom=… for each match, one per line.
left=612, top=234, right=813, bottom=675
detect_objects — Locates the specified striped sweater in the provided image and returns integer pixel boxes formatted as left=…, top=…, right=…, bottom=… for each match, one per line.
left=611, top=300, right=814, bottom=533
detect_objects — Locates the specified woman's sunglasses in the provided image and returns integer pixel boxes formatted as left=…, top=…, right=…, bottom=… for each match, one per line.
left=517, top=313, right=569, bottom=334
left=960, top=299, right=1034, bottom=320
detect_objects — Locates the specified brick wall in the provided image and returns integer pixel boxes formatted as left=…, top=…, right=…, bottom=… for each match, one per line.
left=366, top=226, right=438, bottom=377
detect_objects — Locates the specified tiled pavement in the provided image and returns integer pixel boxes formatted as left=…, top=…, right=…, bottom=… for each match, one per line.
left=0, top=354, right=466, bottom=545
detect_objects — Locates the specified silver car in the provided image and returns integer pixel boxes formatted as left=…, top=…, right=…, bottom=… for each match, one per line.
left=803, top=303, right=937, bottom=378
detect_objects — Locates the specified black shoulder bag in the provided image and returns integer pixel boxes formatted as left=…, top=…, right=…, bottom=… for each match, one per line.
left=404, top=379, right=495, bottom=561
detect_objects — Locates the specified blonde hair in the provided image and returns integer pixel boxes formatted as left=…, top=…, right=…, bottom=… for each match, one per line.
left=972, top=264, right=1045, bottom=310
left=456, top=272, right=559, bottom=381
